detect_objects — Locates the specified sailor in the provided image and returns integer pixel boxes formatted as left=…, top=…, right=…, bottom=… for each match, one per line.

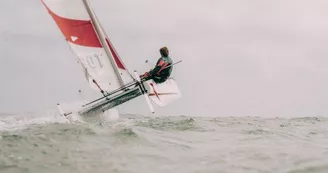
left=140, top=46, right=173, bottom=83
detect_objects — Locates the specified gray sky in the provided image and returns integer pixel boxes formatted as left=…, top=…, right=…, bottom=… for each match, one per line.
left=1, top=0, right=328, bottom=117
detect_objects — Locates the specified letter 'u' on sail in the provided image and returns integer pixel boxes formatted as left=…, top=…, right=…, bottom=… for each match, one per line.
left=41, top=0, right=134, bottom=93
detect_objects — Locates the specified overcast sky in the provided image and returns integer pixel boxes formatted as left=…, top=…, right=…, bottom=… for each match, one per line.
left=1, top=0, right=328, bottom=117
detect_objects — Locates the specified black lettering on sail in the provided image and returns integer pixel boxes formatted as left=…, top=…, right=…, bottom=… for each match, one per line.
left=86, top=54, right=103, bottom=69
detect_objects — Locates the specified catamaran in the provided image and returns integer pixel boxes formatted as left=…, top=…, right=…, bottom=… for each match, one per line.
left=40, top=0, right=181, bottom=117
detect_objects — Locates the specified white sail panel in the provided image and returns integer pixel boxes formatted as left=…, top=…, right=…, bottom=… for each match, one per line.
left=41, top=0, right=134, bottom=92
left=42, top=0, right=89, bottom=20
left=68, top=43, right=121, bottom=91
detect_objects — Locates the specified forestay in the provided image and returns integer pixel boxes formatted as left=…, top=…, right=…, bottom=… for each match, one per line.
left=41, top=0, right=134, bottom=93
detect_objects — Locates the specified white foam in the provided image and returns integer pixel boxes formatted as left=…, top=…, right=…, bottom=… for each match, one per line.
left=0, top=110, right=69, bottom=132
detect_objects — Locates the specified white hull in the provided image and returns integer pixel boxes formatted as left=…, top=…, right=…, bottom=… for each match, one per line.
left=57, top=77, right=181, bottom=122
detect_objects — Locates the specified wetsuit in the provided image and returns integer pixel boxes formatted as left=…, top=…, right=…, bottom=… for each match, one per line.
left=143, top=56, right=173, bottom=83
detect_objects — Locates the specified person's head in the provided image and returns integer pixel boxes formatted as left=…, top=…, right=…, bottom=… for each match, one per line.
left=159, top=47, right=169, bottom=57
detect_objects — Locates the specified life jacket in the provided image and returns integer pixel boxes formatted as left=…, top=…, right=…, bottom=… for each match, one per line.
left=151, top=56, right=173, bottom=83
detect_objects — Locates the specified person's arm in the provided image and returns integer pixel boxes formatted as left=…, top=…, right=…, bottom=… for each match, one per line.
left=149, top=59, right=165, bottom=77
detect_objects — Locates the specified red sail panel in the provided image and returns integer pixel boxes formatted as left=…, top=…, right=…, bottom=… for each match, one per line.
left=105, top=39, right=125, bottom=70
left=42, top=1, right=101, bottom=48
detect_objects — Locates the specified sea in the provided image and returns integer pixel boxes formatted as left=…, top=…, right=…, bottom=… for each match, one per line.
left=0, top=111, right=327, bottom=173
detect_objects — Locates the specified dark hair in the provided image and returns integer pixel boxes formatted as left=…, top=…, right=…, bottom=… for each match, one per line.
left=160, top=47, right=169, bottom=57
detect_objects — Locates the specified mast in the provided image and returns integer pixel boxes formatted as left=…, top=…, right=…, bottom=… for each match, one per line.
left=82, top=0, right=125, bottom=87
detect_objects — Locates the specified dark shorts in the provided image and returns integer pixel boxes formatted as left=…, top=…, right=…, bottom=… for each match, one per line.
left=143, top=76, right=168, bottom=84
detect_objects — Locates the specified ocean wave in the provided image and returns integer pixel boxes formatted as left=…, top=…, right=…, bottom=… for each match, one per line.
left=135, top=116, right=199, bottom=131
left=0, top=113, right=327, bottom=173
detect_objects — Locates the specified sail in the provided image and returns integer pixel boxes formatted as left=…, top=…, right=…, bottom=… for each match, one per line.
left=41, top=0, right=134, bottom=92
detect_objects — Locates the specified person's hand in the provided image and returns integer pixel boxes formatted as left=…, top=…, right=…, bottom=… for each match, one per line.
left=140, top=72, right=150, bottom=78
